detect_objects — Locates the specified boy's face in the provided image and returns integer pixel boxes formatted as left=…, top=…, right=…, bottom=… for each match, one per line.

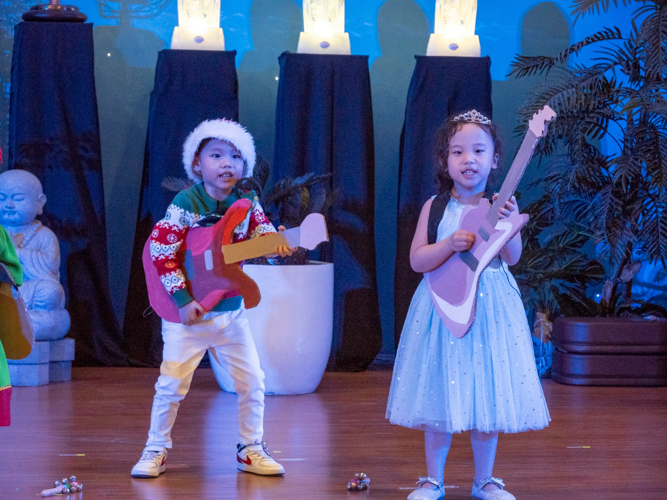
left=193, top=139, right=245, bottom=200
left=447, top=123, right=498, bottom=196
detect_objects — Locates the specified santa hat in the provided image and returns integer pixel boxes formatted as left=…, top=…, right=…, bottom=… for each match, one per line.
left=182, top=119, right=256, bottom=182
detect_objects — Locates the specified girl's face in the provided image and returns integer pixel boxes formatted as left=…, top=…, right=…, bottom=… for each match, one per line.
left=447, top=123, right=498, bottom=196
left=193, top=139, right=245, bottom=200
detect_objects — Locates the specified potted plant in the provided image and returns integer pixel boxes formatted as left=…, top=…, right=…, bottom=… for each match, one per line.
left=163, top=158, right=335, bottom=394
left=509, top=0, right=667, bottom=385
left=215, top=158, right=335, bottom=394
left=510, top=192, right=606, bottom=377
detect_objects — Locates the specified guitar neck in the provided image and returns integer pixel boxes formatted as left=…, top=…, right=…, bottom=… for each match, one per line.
left=220, top=212, right=327, bottom=264
left=221, top=227, right=299, bottom=264
left=486, top=129, right=539, bottom=228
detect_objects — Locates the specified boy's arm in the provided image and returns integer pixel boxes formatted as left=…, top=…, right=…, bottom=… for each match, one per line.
left=233, top=200, right=277, bottom=243
left=149, top=201, right=194, bottom=308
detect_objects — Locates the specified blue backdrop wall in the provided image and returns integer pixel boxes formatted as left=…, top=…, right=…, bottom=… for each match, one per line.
left=0, top=0, right=638, bottom=356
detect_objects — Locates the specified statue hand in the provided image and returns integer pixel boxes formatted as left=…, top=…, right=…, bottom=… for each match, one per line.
left=11, top=232, right=24, bottom=248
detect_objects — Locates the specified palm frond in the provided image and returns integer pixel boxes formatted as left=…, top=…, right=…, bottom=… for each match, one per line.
left=161, top=176, right=194, bottom=192
left=571, top=0, right=631, bottom=23
left=252, top=155, right=270, bottom=191
left=635, top=2, right=667, bottom=81
left=508, top=27, right=624, bottom=77
left=263, top=172, right=332, bottom=228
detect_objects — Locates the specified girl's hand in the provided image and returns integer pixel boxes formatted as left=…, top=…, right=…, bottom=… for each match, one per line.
left=493, top=194, right=518, bottom=219
left=179, top=300, right=206, bottom=326
left=449, top=230, right=476, bottom=252
left=274, top=225, right=297, bottom=257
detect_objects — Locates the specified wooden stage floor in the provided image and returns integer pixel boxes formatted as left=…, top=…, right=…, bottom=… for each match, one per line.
left=1, top=367, right=666, bottom=499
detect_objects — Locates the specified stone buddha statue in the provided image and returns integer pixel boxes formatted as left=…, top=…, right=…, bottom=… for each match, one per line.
left=0, top=169, right=70, bottom=341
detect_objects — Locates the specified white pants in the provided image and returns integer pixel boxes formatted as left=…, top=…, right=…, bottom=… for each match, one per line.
left=144, top=308, right=265, bottom=451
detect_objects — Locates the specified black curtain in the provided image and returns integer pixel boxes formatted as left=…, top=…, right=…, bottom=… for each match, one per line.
left=8, top=22, right=125, bottom=365
left=273, top=52, right=381, bottom=371
left=123, top=50, right=239, bottom=366
left=394, top=56, right=493, bottom=347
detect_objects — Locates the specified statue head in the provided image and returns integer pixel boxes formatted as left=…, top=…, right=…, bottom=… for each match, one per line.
left=0, top=169, right=47, bottom=228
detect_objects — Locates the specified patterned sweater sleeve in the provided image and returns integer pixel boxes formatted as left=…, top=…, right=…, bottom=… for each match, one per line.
left=149, top=193, right=196, bottom=308
left=232, top=200, right=277, bottom=243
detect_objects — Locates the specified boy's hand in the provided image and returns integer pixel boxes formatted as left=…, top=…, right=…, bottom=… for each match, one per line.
left=274, top=225, right=297, bottom=258
left=179, top=300, right=206, bottom=326
left=449, top=230, right=476, bottom=252
left=493, top=194, right=518, bottom=219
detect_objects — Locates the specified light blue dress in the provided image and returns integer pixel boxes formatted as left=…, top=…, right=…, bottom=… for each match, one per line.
left=386, top=198, right=550, bottom=434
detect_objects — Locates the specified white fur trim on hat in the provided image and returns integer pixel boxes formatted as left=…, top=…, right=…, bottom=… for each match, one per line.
left=182, top=119, right=257, bottom=182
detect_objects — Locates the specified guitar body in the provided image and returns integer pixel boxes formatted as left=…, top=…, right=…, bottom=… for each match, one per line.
left=425, top=199, right=528, bottom=338
left=143, top=199, right=261, bottom=324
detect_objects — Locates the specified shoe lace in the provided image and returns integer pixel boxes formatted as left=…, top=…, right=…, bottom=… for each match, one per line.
left=243, top=442, right=274, bottom=463
left=140, top=451, right=163, bottom=465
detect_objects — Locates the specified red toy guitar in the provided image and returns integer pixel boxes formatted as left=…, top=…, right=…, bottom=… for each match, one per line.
left=425, top=105, right=557, bottom=338
left=143, top=198, right=329, bottom=323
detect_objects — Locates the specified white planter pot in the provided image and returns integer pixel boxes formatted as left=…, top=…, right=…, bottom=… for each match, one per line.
left=210, top=261, right=333, bottom=395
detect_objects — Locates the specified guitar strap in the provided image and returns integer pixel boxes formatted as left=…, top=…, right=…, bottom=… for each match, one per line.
left=427, top=189, right=494, bottom=245
left=427, top=193, right=451, bottom=245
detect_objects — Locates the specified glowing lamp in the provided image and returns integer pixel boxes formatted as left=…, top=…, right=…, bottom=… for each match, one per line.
left=171, top=0, right=225, bottom=51
left=427, top=0, right=480, bottom=57
left=297, top=0, right=351, bottom=55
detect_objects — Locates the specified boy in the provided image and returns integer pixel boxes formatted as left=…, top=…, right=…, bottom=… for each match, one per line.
left=132, top=120, right=290, bottom=478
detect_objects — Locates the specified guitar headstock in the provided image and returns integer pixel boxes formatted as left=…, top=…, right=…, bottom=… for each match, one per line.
left=528, top=105, right=557, bottom=138
left=299, top=213, right=329, bottom=249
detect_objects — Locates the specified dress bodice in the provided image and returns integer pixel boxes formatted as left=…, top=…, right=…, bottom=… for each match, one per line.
left=435, top=196, right=468, bottom=243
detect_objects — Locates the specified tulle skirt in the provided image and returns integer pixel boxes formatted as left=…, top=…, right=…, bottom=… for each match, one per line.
left=386, top=264, right=550, bottom=434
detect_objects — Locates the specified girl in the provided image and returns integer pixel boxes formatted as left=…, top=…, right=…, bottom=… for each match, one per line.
left=386, top=110, right=550, bottom=500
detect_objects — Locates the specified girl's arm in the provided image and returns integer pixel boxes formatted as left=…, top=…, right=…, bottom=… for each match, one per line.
left=496, top=195, right=522, bottom=265
left=409, top=198, right=475, bottom=273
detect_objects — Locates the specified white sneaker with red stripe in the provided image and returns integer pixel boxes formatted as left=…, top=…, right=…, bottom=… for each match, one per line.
left=131, top=449, right=168, bottom=478
left=236, top=442, right=285, bottom=476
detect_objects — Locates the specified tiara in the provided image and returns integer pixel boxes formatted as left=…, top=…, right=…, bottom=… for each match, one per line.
left=451, top=109, right=491, bottom=125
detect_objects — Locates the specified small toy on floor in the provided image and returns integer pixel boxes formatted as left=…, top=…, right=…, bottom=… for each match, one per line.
left=40, top=476, right=83, bottom=497
left=347, top=472, right=370, bottom=491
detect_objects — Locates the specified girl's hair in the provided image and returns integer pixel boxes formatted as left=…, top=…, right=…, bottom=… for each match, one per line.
left=433, top=119, right=504, bottom=195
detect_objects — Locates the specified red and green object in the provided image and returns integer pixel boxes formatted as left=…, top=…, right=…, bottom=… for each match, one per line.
left=0, top=341, right=11, bottom=426
left=0, top=225, right=32, bottom=426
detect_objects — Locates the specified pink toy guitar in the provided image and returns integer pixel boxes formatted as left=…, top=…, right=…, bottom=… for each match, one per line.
left=143, top=198, right=328, bottom=323
left=425, top=105, right=557, bottom=338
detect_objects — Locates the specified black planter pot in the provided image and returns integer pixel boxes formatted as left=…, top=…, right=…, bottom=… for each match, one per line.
left=552, top=317, right=667, bottom=386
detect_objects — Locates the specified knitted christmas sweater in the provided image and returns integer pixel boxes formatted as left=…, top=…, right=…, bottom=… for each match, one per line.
left=149, top=182, right=275, bottom=310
